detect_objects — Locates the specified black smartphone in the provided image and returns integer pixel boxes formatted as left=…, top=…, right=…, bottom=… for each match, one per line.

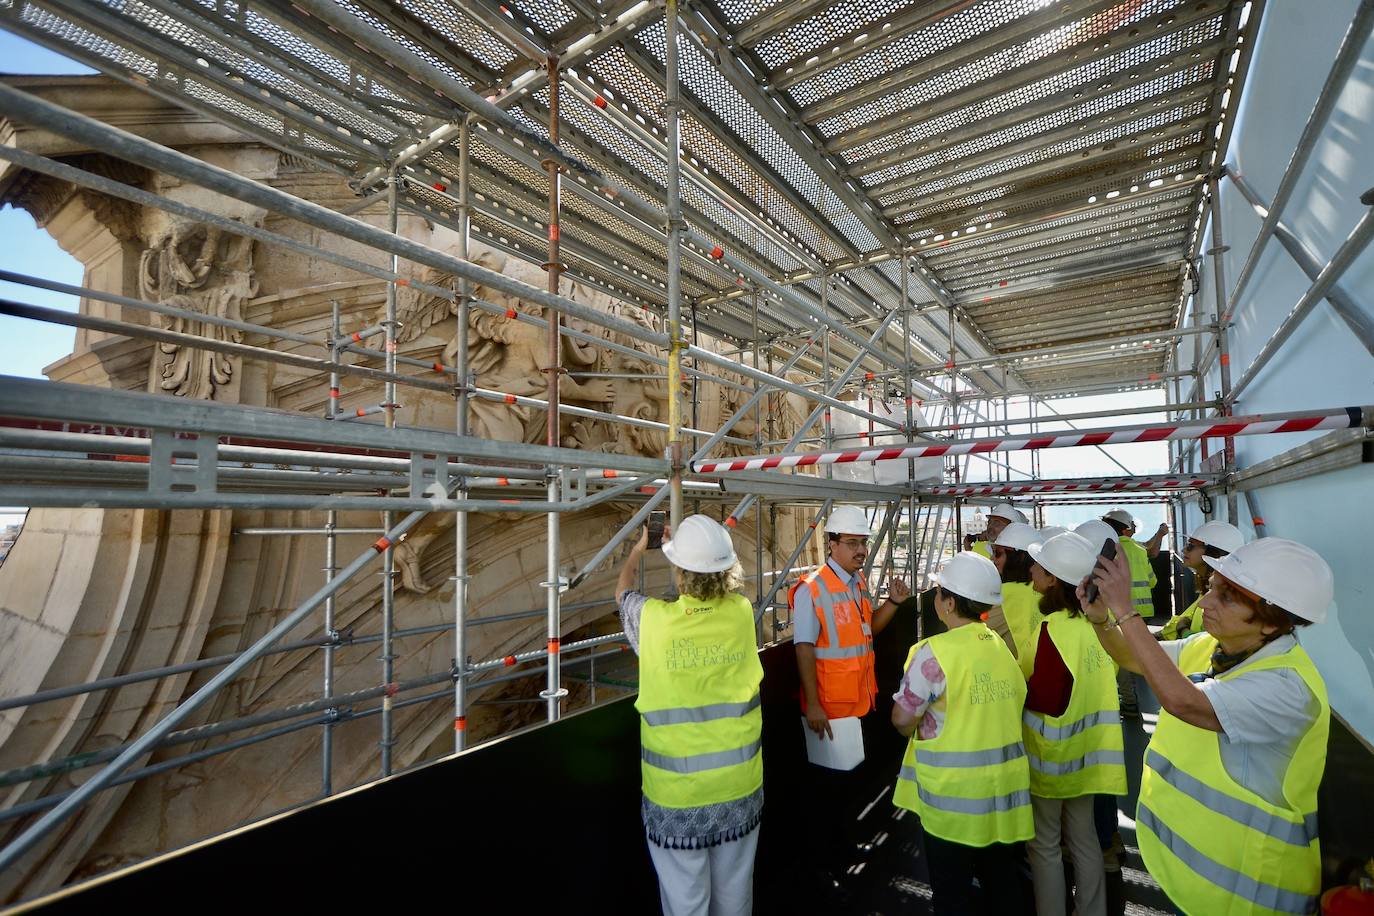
left=646, top=511, right=666, bottom=549
left=1083, top=538, right=1117, bottom=605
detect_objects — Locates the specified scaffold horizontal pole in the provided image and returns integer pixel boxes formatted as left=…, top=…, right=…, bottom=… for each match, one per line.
left=918, top=475, right=1217, bottom=497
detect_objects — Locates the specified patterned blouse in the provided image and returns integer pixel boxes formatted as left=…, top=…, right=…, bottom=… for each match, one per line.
left=891, top=641, right=948, bottom=740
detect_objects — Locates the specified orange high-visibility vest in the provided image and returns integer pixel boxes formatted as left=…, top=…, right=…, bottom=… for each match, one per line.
left=789, top=563, right=876, bottom=718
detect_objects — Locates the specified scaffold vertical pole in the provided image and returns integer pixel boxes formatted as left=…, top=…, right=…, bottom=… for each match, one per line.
left=380, top=166, right=399, bottom=776
left=900, top=256, right=917, bottom=593
left=1209, top=172, right=1238, bottom=522
left=751, top=286, right=764, bottom=643
left=1243, top=490, right=1269, bottom=538
left=822, top=274, right=832, bottom=482
left=948, top=302, right=962, bottom=551
left=766, top=341, right=781, bottom=639
left=453, top=119, right=472, bottom=752
left=690, top=299, right=701, bottom=519
left=1000, top=370, right=1010, bottom=482
left=665, top=0, right=685, bottom=531
left=543, top=57, right=566, bottom=723
left=1170, top=357, right=1185, bottom=561
left=323, top=298, right=341, bottom=795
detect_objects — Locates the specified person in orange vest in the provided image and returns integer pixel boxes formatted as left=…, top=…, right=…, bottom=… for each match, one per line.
left=791, top=505, right=907, bottom=738
left=789, top=504, right=907, bottom=899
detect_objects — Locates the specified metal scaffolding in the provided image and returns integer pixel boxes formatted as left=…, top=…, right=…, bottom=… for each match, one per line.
left=0, top=0, right=1370, bottom=893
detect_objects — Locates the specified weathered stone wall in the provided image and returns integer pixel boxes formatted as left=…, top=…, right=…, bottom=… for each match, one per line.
left=0, top=76, right=820, bottom=901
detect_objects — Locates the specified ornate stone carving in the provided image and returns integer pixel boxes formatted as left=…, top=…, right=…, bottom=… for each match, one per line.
left=1, top=154, right=147, bottom=241
left=139, top=222, right=258, bottom=400
left=3, top=170, right=76, bottom=226
left=77, top=189, right=141, bottom=243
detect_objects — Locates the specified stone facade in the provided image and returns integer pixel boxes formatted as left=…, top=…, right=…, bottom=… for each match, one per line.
left=0, top=76, right=820, bottom=901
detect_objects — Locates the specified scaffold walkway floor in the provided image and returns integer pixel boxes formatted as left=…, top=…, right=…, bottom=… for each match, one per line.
left=801, top=707, right=1173, bottom=916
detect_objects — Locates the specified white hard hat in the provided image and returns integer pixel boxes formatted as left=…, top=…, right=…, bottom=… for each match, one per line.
left=1039, top=526, right=1070, bottom=540
left=936, top=551, right=1004, bottom=605
left=1191, top=520, right=1245, bottom=555
left=662, top=514, right=738, bottom=573
left=989, top=504, right=1029, bottom=524
left=1074, top=519, right=1119, bottom=553
left=1028, top=532, right=1098, bottom=585
left=1103, top=509, right=1136, bottom=527
left=1203, top=537, right=1333, bottom=624
left=993, top=522, right=1043, bottom=553
left=824, top=505, right=873, bottom=536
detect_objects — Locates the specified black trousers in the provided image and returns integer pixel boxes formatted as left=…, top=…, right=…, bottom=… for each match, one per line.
left=922, top=831, right=1031, bottom=916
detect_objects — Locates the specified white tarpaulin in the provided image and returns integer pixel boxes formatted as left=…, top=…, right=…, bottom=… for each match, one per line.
left=829, top=397, right=943, bottom=485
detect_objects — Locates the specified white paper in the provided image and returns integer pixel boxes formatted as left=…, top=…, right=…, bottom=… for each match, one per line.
left=801, top=715, right=865, bottom=771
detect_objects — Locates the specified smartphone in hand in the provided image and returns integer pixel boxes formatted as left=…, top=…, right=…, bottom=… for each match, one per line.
left=1083, top=538, right=1117, bottom=605
left=646, top=511, right=666, bottom=550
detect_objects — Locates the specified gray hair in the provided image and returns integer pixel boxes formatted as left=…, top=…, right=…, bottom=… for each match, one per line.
left=675, top=561, right=745, bottom=601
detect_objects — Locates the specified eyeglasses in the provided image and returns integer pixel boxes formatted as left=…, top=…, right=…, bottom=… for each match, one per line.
left=1185, top=539, right=1205, bottom=551
left=835, top=537, right=868, bottom=549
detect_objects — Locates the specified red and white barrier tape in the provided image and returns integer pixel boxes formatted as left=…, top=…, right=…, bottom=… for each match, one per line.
left=690, top=407, right=1366, bottom=474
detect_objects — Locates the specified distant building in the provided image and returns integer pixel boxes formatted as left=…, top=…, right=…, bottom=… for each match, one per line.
left=0, top=523, right=20, bottom=565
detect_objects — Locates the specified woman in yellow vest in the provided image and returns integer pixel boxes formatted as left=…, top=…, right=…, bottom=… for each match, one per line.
left=616, top=514, right=764, bottom=916
left=1023, top=531, right=1127, bottom=916
left=891, top=551, right=1033, bottom=916
left=988, top=521, right=1045, bottom=675
left=1084, top=537, right=1333, bottom=916
left=1101, top=509, right=1161, bottom=619
left=971, top=503, right=1029, bottom=559
left=1157, top=520, right=1245, bottom=641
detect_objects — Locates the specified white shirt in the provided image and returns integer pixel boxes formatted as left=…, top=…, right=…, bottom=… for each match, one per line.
left=790, top=558, right=863, bottom=645
left=1160, top=633, right=1320, bottom=807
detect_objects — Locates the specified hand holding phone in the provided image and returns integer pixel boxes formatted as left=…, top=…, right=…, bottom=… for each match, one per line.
left=646, top=511, right=666, bottom=550
left=1083, top=538, right=1117, bottom=605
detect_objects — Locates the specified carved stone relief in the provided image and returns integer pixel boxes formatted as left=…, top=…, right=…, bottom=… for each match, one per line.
left=138, top=222, right=258, bottom=400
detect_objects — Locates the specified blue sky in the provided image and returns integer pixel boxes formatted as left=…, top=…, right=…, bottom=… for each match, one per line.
left=1, top=31, right=91, bottom=381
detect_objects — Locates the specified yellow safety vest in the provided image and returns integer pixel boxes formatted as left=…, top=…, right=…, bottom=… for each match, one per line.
left=973, top=540, right=992, bottom=560
left=1000, top=580, right=1042, bottom=679
left=1159, top=599, right=1205, bottom=641
left=1121, top=537, right=1156, bottom=617
left=636, top=592, right=764, bottom=809
left=893, top=622, right=1033, bottom=847
left=1022, top=610, right=1126, bottom=798
left=1177, top=631, right=1218, bottom=675
left=1137, top=644, right=1329, bottom=916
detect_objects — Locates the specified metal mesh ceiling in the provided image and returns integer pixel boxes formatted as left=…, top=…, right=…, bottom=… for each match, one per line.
left=0, top=0, right=1257, bottom=393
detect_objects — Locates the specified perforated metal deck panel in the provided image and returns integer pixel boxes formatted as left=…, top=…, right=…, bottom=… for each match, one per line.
left=0, top=0, right=1257, bottom=395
